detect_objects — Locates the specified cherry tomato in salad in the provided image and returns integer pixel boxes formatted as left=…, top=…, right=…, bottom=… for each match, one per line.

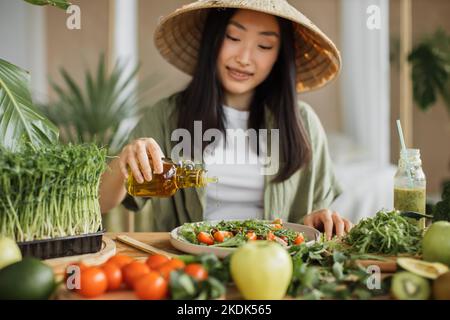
left=272, top=218, right=283, bottom=225
left=213, top=231, right=233, bottom=243
left=246, top=231, right=257, bottom=241
left=266, top=231, right=276, bottom=241
left=294, top=233, right=305, bottom=245
left=197, top=232, right=215, bottom=245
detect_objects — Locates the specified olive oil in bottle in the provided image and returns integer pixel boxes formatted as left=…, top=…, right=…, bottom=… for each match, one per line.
left=126, top=158, right=218, bottom=198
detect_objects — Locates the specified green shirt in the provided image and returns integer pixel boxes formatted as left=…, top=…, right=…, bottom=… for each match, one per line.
left=123, top=93, right=342, bottom=232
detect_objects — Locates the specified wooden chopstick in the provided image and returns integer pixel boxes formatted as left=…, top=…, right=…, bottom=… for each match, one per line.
left=115, top=235, right=178, bottom=259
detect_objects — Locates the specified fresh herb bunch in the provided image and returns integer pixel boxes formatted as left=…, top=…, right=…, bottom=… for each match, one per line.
left=172, top=254, right=229, bottom=300
left=288, top=240, right=389, bottom=300
left=0, top=143, right=107, bottom=242
left=343, top=210, right=422, bottom=255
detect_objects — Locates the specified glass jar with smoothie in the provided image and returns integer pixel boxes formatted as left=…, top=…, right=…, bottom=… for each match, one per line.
left=394, top=149, right=426, bottom=228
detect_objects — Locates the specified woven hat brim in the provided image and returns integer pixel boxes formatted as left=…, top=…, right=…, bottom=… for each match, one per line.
left=154, top=0, right=342, bottom=93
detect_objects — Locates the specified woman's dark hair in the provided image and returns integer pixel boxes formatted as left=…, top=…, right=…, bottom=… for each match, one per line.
left=177, top=8, right=312, bottom=183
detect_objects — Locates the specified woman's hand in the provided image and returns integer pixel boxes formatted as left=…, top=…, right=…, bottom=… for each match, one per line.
left=303, top=210, right=353, bottom=240
left=118, top=138, right=165, bottom=183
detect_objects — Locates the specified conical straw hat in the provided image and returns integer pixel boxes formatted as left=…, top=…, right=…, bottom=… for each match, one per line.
left=154, top=0, right=341, bottom=93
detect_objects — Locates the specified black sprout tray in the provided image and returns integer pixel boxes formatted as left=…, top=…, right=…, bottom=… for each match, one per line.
left=17, top=230, right=105, bottom=260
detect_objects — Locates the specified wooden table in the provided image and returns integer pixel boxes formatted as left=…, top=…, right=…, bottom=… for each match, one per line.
left=109, top=232, right=182, bottom=259
left=53, top=233, right=393, bottom=300
left=53, top=232, right=242, bottom=300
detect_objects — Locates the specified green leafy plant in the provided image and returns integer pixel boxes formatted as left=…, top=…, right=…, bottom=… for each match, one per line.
left=408, top=29, right=450, bottom=116
left=39, top=55, right=149, bottom=155
left=23, top=0, right=71, bottom=10
left=0, top=59, right=59, bottom=152
left=0, top=143, right=107, bottom=242
left=343, top=210, right=423, bottom=255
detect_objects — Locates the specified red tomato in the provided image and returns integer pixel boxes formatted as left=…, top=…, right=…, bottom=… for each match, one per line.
left=272, top=218, right=283, bottom=225
left=266, top=231, right=276, bottom=241
left=134, top=272, right=168, bottom=300
left=197, top=232, right=215, bottom=245
left=213, top=231, right=233, bottom=243
left=184, top=264, right=208, bottom=281
left=158, top=259, right=186, bottom=280
left=146, top=254, right=170, bottom=270
left=107, top=255, right=134, bottom=269
left=101, top=263, right=123, bottom=291
left=294, top=233, right=305, bottom=245
left=246, top=231, right=257, bottom=241
left=78, top=267, right=108, bottom=298
left=122, top=261, right=151, bottom=289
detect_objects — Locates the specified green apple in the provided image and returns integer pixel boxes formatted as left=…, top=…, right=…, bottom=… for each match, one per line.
left=230, top=241, right=293, bottom=300
left=0, top=237, right=22, bottom=270
left=422, top=221, right=450, bottom=266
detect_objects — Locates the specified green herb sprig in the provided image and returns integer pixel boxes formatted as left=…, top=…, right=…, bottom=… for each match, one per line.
left=343, top=210, right=422, bottom=255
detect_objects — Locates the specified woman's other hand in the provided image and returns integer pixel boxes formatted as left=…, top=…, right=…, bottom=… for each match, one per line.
left=303, top=210, right=353, bottom=240
left=118, top=138, right=165, bottom=183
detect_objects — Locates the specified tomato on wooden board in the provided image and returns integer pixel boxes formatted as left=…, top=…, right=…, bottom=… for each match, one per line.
left=197, top=232, right=215, bottom=245
left=213, top=231, right=233, bottom=243
left=107, top=255, right=134, bottom=269
left=184, top=264, right=208, bottom=281
left=78, top=267, right=108, bottom=298
left=146, top=255, right=170, bottom=270
left=158, top=259, right=186, bottom=280
left=122, top=261, right=151, bottom=289
left=134, top=272, right=168, bottom=300
left=101, top=263, right=123, bottom=291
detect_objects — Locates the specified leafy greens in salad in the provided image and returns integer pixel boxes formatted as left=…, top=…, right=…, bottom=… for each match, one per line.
left=178, top=219, right=305, bottom=248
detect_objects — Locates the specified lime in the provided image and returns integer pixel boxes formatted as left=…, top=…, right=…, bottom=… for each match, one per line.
left=0, top=258, right=56, bottom=300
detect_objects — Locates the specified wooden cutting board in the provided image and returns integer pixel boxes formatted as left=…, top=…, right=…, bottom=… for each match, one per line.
left=55, top=284, right=241, bottom=300
left=45, top=236, right=116, bottom=275
left=353, top=254, right=422, bottom=273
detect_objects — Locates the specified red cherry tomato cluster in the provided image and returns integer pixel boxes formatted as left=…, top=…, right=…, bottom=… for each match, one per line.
left=64, top=254, right=209, bottom=300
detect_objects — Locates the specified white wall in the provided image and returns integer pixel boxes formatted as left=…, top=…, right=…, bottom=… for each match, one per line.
left=0, top=0, right=47, bottom=103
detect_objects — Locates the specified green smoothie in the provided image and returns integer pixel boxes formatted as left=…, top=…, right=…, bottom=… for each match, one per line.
left=394, top=187, right=426, bottom=213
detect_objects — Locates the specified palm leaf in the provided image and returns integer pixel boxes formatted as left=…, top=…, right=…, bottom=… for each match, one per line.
left=0, top=59, right=59, bottom=152
left=24, top=0, right=71, bottom=10
left=39, top=55, right=157, bottom=155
